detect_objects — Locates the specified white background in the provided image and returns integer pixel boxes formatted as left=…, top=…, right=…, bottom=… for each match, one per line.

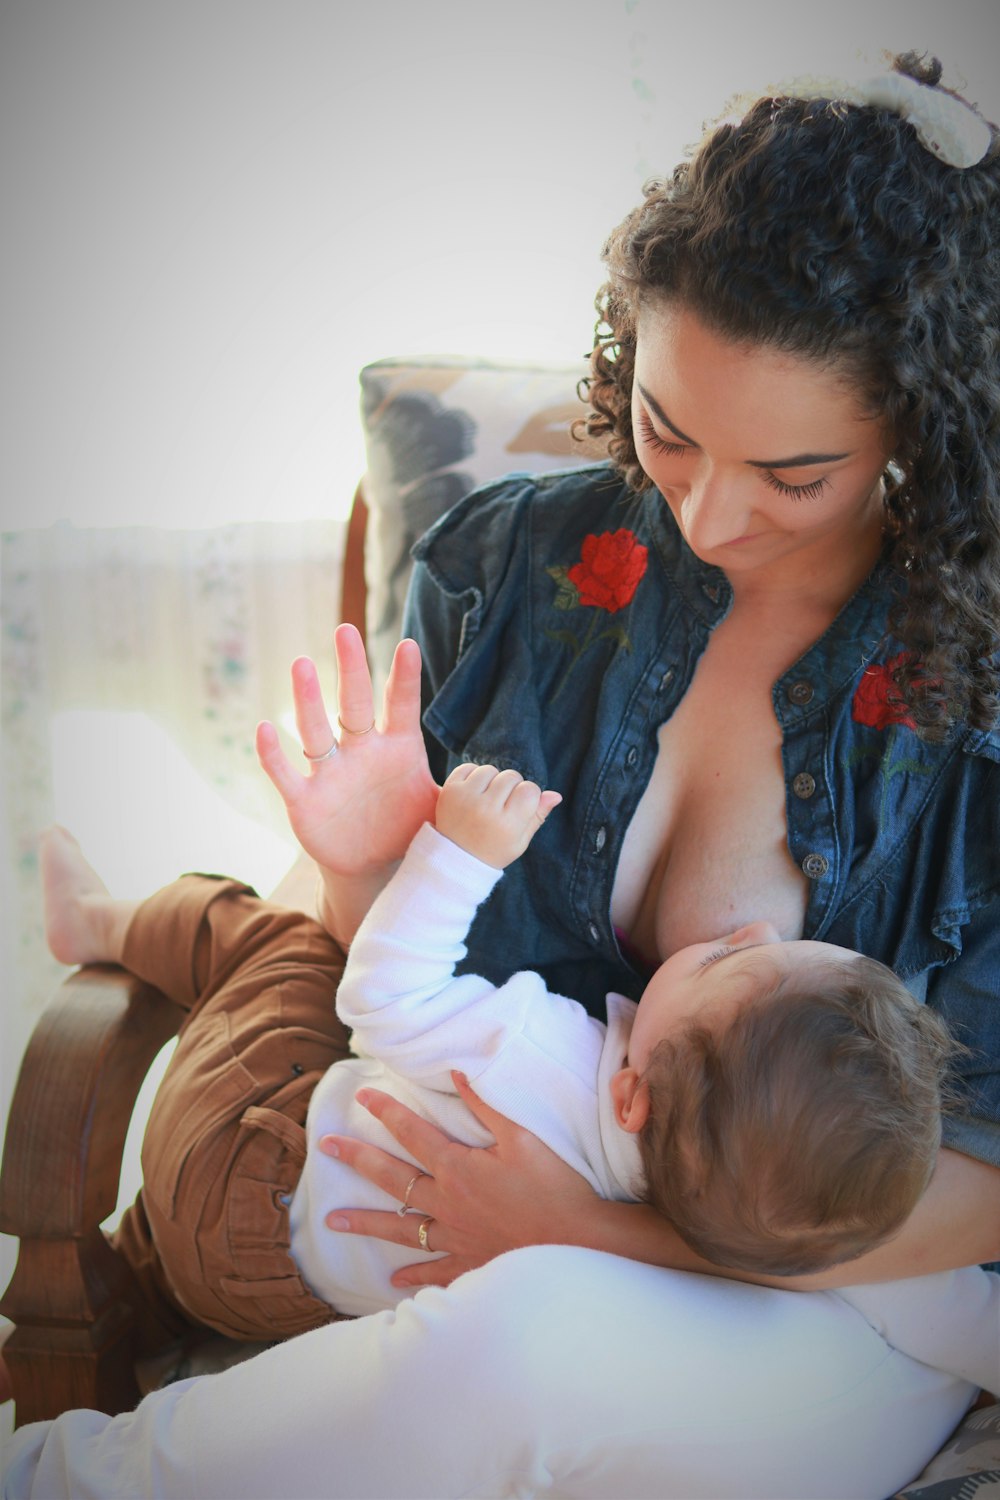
left=4, top=0, right=998, bottom=536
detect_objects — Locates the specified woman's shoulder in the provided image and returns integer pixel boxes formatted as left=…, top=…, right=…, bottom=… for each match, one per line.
left=411, top=461, right=636, bottom=594
left=963, top=721, right=1000, bottom=764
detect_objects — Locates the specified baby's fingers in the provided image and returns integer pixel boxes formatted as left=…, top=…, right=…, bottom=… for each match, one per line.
left=506, top=779, right=561, bottom=823
left=538, top=789, right=562, bottom=820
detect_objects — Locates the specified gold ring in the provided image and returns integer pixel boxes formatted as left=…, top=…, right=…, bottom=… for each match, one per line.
left=396, top=1171, right=424, bottom=1218
left=337, top=714, right=376, bottom=736
left=417, top=1216, right=434, bottom=1252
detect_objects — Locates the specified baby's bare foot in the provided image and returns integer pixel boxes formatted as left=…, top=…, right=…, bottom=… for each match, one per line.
left=40, top=826, right=135, bottom=965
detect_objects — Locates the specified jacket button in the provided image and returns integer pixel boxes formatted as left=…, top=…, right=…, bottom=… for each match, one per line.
left=788, top=680, right=814, bottom=706
left=801, top=852, right=829, bottom=880
left=594, top=825, right=607, bottom=852
left=792, top=772, right=816, bottom=799
left=588, top=921, right=601, bottom=943
left=626, top=747, right=639, bottom=769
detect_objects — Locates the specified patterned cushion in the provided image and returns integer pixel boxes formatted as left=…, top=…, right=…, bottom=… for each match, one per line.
left=893, top=1402, right=1000, bottom=1499
left=358, top=355, right=606, bottom=694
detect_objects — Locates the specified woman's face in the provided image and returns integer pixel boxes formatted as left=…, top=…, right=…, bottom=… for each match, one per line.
left=631, top=302, right=893, bottom=591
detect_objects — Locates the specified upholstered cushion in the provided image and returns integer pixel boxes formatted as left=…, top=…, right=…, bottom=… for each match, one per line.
left=358, top=355, right=606, bottom=694
left=893, top=1402, right=1000, bottom=1499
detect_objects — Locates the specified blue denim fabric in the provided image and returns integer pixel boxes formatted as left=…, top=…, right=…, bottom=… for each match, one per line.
left=404, top=463, right=1000, bottom=1180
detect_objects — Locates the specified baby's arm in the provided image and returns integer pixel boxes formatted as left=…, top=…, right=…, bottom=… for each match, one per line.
left=335, top=765, right=561, bottom=1082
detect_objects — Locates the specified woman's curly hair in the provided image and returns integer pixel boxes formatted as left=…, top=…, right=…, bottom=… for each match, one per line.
left=584, top=52, right=1000, bottom=737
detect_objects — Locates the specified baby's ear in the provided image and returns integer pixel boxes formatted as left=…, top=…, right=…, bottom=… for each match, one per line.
left=609, top=1067, right=651, bottom=1134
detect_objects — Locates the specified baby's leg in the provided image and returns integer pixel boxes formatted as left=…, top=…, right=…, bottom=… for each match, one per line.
left=38, top=829, right=354, bottom=1351
left=111, top=872, right=353, bottom=1347
left=40, top=825, right=140, bottom=965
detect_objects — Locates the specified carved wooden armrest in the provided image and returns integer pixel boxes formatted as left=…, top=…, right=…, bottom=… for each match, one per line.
left=0, top=966, right=183, bottom=1425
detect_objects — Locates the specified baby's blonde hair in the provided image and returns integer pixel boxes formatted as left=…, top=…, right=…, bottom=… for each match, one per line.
left=637, top=955, right=960, bottom=1275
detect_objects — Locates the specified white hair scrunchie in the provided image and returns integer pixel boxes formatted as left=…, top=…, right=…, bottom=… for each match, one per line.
left=768, top=71, right=991, bottom=169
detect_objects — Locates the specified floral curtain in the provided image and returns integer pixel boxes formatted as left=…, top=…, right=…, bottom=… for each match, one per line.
left=1, top=518, right=345, bottom=1086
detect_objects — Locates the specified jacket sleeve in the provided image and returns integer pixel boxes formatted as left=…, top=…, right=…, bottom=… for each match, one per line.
left=402, top=474, right=536, bottom=783
left=402, top=557, right=468, bottom=784
left=929, top=893, right=1000, bottom=1170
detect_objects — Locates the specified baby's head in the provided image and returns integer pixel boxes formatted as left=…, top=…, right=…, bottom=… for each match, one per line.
left=610, top=924, right=959, bottom=1275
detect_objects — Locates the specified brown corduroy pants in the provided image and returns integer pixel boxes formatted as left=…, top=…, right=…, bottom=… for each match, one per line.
left=111, top=874, right=352, bottom=1352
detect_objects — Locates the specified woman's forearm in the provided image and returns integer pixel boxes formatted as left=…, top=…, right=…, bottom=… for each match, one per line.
left=796, top=1148, right=1000, bottom=1290
left=561, top=1149, right=1000, bottom=1292
left=316, top=862, right=399, bottom=948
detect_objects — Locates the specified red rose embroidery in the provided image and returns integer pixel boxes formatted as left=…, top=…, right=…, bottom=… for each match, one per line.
left=852, top=654, right=917, bottom=731
left=544, top=530, right=649, bottom=701
left=567, top=530, right=648, bottom=613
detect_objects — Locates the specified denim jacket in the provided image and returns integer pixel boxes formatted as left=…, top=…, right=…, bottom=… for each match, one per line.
left=404, top=463, right=1000, bottom=1172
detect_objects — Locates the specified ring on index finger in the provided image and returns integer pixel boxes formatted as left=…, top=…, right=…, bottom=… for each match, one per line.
left=417, top=1216, right=434, bottom=1252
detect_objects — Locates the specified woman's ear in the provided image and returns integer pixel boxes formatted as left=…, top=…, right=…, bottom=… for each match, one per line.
left=609, top=1065, right=651, bottom=1134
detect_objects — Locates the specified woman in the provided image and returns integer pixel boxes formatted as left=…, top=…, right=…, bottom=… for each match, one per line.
left=6, top=52, right=999, bottom=1500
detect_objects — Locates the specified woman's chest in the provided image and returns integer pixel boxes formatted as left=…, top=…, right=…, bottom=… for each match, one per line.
left=611, top=618, right=811, bottom=960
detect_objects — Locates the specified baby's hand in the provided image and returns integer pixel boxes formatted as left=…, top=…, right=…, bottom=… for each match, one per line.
left=436, top=764, right=561, bottom=869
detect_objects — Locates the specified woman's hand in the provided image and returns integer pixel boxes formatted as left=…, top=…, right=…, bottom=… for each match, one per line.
left=256, top=625, right=439, bottom=938
left=319, top=1072, right=600, bottom=1288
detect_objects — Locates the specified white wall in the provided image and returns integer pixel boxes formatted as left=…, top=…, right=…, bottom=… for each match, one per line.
left=3, top=0, right=997, bottom=535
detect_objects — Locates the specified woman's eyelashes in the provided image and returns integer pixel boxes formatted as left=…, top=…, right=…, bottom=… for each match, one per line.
left=636, top=409, right=831, bottom=501
left=636, top=409, right=688, bottom=457
left=762, top=471, right=831, bottom=501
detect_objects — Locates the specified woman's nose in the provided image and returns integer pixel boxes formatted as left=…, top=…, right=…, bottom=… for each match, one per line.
left=678, top=468, right=751, bottom=552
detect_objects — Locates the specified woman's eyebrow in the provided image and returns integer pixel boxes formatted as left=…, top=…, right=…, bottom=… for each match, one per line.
left=635, top=381, right=853, bottom=468
left=636, top=383, right=697, bottom=443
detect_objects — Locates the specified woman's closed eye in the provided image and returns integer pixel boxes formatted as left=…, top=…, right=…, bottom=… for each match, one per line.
left=637, top=408, right=832, bottom=501
left=636, top=408, right=690, bottom=458
left=762, top=471, right=831, bottom=501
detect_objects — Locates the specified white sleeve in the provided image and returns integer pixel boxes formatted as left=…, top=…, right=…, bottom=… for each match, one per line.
left=336, top=823, right=541, bottom=1084
left=838, top=1267, right=1000, bottom=1395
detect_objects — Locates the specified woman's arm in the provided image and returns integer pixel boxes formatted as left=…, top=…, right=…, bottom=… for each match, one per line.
left=321, top=1076, right=1000, bottom=1291
left=256, top=625, right=439, bottom=945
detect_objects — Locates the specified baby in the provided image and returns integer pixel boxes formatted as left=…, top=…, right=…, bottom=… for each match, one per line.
left=288, top=761, right=958, bottom=1311
left=43, top=760, right=954, bottom=1316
